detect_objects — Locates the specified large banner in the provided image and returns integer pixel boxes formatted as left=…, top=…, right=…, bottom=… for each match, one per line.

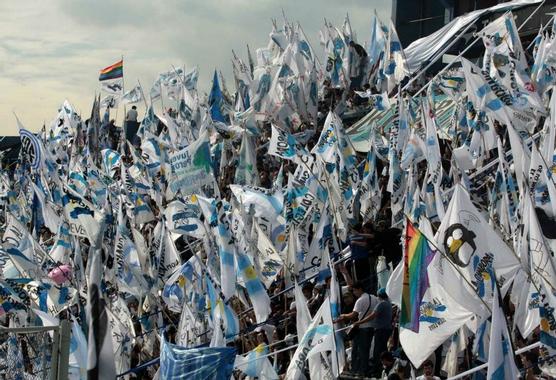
left=168, top=132, right=213, bottom=196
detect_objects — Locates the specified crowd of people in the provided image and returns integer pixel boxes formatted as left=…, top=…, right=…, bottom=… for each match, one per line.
left=2, top=4, right=556, bottom=380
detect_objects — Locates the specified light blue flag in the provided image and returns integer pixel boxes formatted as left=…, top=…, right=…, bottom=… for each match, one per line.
left=101, top=149, right=121, bottom=177
left=473, top=320, right=490, bottom=363
left=162, top=258, right=199, bottom=313
left=197, top=196, right=237, bottom=300
left=368, top=12, right=386, bottom=78
left=68, top=170, right=88, bottom=196
left=206, top=276, right=240, bottom=340
left=486, top=287, right=518, bottom=380
left=160, top=340, right=236, bottom=380
left=236, top=252, right=271, bottom=323
left=234, top=343, right=279, bottom=379
left=208, top=70, right=229, bottom=123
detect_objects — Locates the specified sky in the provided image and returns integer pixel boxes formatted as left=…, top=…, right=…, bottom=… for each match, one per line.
left=0, top=0, right=392, bottom=135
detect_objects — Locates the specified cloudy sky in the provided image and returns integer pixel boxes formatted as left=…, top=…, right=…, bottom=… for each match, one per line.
left=0, top=0, right=391, bottom=135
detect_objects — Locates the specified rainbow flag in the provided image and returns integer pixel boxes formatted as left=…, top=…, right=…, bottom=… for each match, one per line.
left=401, top=219, right=436, bottom=332
left=99, top=59, right=123, bottom=81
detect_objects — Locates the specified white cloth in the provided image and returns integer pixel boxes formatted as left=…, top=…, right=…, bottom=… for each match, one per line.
left=353, top=293, right=377, bottom=328
left=404, top=0, right=542, bottom=74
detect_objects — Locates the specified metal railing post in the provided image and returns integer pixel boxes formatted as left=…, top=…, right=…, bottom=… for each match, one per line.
left=49, top=325, right=60, bottom=380
left=57, top=320, right=71, bottom=380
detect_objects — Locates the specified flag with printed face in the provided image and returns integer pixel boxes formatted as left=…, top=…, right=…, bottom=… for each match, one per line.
left=435, top=184, right=520, bottom=303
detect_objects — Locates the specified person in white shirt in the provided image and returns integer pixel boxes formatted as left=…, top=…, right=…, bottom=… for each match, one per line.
left=124, top=105, right=140, bottom=145
left=335, top=281, right=378, bottom=377
left=416, top=360, right=441, bottom=380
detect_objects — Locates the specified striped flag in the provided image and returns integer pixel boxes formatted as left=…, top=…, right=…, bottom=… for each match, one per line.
left=16, top=115, right=44, bottom=171
left=400, top=220, right=436, bottom=332
left=236, top=251, right=271, bottom=324
left=234, top=344, right=278, bottom=379
left=99, top=60, right=123, bottom=81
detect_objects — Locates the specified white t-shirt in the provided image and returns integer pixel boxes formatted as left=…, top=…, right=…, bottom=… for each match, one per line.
left=353, top=293, right=378, bottom=328
left=416, top=376, right=440, bottom=380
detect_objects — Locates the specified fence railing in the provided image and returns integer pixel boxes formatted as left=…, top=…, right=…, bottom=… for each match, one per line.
left=0, top=320, right=71, bottom=380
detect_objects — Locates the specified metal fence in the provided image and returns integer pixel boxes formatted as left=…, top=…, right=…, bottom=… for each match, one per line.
left=0, top=321, right=71, bottom=380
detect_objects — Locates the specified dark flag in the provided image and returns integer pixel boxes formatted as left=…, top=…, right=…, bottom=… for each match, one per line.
left=87, top=247, right=116, bottom=380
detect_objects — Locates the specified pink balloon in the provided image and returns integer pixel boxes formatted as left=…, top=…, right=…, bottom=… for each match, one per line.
left=48, top=265, right=72, bottom=285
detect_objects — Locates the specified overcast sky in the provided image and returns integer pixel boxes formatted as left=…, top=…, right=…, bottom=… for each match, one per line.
left=0, top=0, right=392, bottom=135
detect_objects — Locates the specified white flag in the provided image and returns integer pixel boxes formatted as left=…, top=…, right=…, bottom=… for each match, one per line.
left=121, top=85, right=143, bottom=105
left=486, top=287, right=518, bottom=380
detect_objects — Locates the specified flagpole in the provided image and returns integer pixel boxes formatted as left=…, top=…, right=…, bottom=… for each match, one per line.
left=121, top=55, right=127, bottom=149
left=526, top=15, right=554, bottom=50
left=137, top=79, right=149, bottom=111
